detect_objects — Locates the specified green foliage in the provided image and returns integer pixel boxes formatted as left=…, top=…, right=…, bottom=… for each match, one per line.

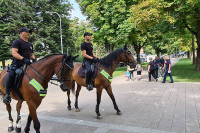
left=0, top=0, right=72, bottom=59
left=76, top=0, right=134, bottom=53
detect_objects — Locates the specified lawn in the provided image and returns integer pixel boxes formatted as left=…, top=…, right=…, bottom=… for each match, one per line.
left=168, top=58, right=200, bottom=82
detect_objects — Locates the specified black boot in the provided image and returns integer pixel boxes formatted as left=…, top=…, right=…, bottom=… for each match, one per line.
left=86, top=72, right=93, bottom=91
left=3, top=94, right=11, bottom=104
left=3, top=79, right=12, bottom=104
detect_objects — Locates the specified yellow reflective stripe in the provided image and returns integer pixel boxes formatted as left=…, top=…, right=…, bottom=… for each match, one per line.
left=100, top=70, right=112, bottom=82
left=29, top=78, right=47, bottom=97
left=40, top=94, right=46, bottom=97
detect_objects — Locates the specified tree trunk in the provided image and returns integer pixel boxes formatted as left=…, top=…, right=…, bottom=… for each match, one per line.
left=195, top=16, right=200, bottom=71
left=192, top=35, right=196, bottom=64
left=133, top=43, right=141, bottom=64
left=155, top=48, right=160, bottom=58
left=2, top=60, right=5, bottom=69
left=136, top=50, right=140, bottom=64
left=105, top=39, right=114, bottom=54
left=187, top=51, right=190, bottom=58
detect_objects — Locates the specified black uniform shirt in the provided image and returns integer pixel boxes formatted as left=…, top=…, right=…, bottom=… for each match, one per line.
left=12, top=38, right=33, bottom=63
left=81, top=42, right=93, bottom=60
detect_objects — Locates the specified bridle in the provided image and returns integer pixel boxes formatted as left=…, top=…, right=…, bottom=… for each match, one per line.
left=123, top=50, right=133, bottom=66
left=55, top=57, right=74, bottom=83
left=27, top=55, right=74, bottom=86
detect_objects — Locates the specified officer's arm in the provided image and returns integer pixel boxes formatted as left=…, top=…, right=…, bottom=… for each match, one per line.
left=30, top=53, right=36, bottom=60
left=82, top=50, right=93, bottom=59
left=92, top=50, right=98, bottom=58
left=12, top=48, right=24, bottom=60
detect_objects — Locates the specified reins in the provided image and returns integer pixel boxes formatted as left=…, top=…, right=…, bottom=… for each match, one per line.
left=23, top=55, right=73, bottom=87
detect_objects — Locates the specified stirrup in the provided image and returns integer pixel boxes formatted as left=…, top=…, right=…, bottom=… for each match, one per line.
left=86, top=84, right=93, bottom=91
left=3, top=94, right=11, bottom=104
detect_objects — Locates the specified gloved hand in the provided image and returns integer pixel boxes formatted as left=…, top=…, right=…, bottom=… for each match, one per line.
left=22, top=58, right=31, bottom=65
left=92, top=57, right=100, bottom=63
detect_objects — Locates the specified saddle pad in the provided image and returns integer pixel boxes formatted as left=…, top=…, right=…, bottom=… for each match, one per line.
left=78, top=66, right=98, bottom=79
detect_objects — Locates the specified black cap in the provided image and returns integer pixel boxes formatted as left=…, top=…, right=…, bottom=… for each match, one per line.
left=84, top=32, right=92, bottom=37
left=19, top=28, right=32, bottom=33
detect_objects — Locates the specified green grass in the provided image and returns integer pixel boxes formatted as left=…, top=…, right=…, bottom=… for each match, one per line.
left=113, top=66, right=127, bottom=78
left=167, top=58, right=200, bottom=82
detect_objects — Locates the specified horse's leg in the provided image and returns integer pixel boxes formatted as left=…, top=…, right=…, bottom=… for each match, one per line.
left=25, top=100, right=42, bottom=133
left=96, top=87, right=103, bottom=119
left=5, top=103, right=14, bottom=132
left=105, top=85, right=122, bottom=115
left=67, top=89, right=71, bottom=110
left=15, top=100, right=23, bottom=133
left=24, top=114, right=32, bottom=133
left=74, top=84, right=81, bottom=112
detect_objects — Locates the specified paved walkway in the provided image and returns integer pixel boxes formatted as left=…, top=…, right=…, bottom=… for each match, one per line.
left=0, top=58, right=200, bottom=133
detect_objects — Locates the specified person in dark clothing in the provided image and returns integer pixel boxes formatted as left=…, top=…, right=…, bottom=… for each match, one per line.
left=159, top=56, right=165, bottom=77
left=162, top=55, right=174, bottom=83
left=148, top=57, right=158, bottom=82
left=154, top=56, right=159, bottom=79
left=3, top=28, right=36, bottom=104
left=159, top=57, right=164, bottom=67
left=81, top=32, right=98, bottom=91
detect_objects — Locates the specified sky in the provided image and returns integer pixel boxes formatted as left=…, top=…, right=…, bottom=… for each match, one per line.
left=69, top=0, right=86, bottom=21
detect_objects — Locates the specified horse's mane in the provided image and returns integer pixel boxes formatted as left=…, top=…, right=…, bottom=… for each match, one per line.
left=100, top=48, right=124, bottom=69
left=37, top=54, right=63, bottom=62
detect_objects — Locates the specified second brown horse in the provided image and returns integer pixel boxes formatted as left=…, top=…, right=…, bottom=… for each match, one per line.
left=67, top=45, right=136, bottom=119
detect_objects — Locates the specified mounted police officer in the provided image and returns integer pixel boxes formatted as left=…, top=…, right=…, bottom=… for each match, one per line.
left=3, top=28, right=36, bottom=104
left=81, top=32, right=98, bottom=91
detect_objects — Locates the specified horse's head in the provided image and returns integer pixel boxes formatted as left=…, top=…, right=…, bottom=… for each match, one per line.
left=120, top=44, right=136, bottom=68
left=56, top=55, right=78, bottom=92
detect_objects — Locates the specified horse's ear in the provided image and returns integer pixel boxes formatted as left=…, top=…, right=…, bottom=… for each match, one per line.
left=123, top=44, right=128, bottom=51
left=72, top=55, right=79, bottom=60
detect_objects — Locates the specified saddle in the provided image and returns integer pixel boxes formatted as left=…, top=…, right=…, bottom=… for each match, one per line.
left=9, top=65, right=26, bottom=100
left=78, top=63, right=98, bottom=79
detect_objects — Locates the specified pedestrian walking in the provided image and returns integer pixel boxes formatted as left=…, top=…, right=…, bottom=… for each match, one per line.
left=159, top=56, right=165, bottom=77
left=162, top=55, right=174, bottom=83
left=136, top=62, right=143, bottom=80
left=127, top=64, right=134, bottom=80
left=154, top=56, right=159, bottom=78
left=125, top=71, right=130, bottom=80
left=148, top=57, right=158, bottom=82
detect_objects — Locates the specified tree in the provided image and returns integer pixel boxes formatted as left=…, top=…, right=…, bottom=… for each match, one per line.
left=0, top=0, right=72, bottom=60
left=76, top=0, right=134, bottom=54
left=129, top=0, right=200, bottom=70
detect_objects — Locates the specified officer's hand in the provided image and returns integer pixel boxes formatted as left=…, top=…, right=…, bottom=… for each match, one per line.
left=22, top=58, right=31, bottom=65
left=92, top=57, right=99, bottom=63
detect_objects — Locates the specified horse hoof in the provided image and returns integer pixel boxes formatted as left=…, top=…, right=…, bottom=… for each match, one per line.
left=116, top=111, right=122, bottom=115
left=67, top=106, right=71, bottom=111
left=96, top=115, right=102, bottom=119
left=75, top=108, right=80, bottom=112
left=15, top=127, right=21, bottom=133
left=8, top=126, right=14, bottom=132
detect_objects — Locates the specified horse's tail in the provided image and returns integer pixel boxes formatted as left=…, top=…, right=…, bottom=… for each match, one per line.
left=71, top=81, right=76, bottom=95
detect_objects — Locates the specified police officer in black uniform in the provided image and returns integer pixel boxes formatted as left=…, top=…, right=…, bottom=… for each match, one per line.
left=3, top=28, right=36, bottom=104
left=81, top=32, right=98, bottom=91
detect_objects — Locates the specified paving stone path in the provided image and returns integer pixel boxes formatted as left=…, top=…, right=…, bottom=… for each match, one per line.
left=0, top=57, right=199, bottom=133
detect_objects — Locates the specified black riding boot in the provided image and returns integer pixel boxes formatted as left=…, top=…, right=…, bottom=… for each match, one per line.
left=3, top=79, right=12, bottom=104
left=86, top=72, right=93, bottom=91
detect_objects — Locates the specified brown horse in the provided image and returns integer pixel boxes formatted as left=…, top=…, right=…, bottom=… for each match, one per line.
left=0, top=54, right=78, bottom=133
left=67, top=45, right=136, bottom=119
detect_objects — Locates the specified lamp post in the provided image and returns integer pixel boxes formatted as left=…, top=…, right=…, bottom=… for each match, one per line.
left=46, top=11, right=63, bottom=54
